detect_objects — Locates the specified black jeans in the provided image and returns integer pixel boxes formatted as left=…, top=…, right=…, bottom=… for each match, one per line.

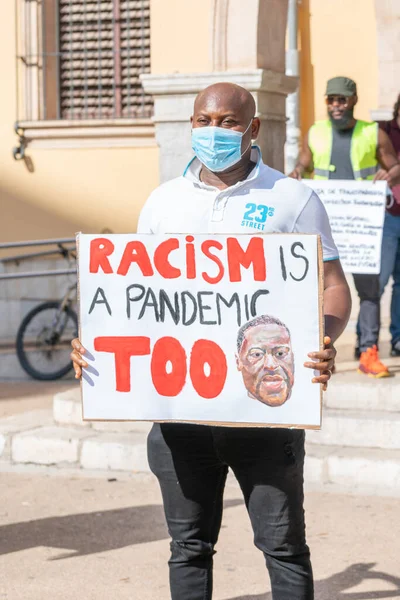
left=148, top=423, right=313, bottom=600
left=353, top=273, right=380, bottom=352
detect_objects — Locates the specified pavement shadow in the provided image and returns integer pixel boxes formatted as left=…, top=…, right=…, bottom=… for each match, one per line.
left=0, top=498, right=242, bottom=560
left=227, top=562, right=400, bottom=599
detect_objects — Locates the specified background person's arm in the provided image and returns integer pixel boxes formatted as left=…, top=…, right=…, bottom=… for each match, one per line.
left=288, top=132, right=314, bottom=179
left=375, top=128, right=400, bottom=187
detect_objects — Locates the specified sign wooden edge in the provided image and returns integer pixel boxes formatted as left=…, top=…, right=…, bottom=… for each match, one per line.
left=75, top=232, right=85, bottom=422
left=78, top=418, right=321, bottom=430
left=79, top=232, right=323, bottom=430
left=317, top=234, right=324, bottom=430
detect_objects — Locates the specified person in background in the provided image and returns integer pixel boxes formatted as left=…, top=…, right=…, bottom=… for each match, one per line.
left=378, top=94, right=400, bottom=356
left=289, top=76, right=400, bottom=377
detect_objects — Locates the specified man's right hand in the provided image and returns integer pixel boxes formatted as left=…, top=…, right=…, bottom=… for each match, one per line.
left=70, top=338, right=88, bottom=379
left=288, top=166, right=303, bottom=180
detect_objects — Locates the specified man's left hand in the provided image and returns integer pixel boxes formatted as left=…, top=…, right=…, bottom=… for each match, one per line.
left=304, top=336, right=336, bottom=391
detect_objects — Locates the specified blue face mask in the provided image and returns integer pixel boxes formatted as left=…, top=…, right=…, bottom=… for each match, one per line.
left=191, top=119, right=253, bottom=172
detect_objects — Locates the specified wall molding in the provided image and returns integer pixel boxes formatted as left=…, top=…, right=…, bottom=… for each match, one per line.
left=17, top=119, right=156, bottom=150
left=141, top=70, right=297, bottom=99
left=211, top=0, right=229, bottom=71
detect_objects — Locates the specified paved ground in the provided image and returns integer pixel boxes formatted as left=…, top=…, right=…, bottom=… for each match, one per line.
left=0, top=381, right=72, bottom=418
left=0, top=470, right=399, bottom=600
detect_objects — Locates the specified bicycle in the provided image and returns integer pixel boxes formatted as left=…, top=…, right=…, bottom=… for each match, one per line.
left=15, top=245, right=78, bottom=381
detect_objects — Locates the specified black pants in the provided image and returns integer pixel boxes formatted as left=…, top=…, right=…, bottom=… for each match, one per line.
left=353, top=274, right=380, bottom=351
left=148, top=423, right=313, bottom=600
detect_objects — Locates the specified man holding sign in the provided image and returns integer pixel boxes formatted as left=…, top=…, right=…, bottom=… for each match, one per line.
left=289, top=76, right=400, bottom=377
left=71, top=83, right=351, bottom=600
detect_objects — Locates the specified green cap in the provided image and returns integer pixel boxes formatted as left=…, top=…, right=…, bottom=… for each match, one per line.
left=326, top=76, right=357, bottom=97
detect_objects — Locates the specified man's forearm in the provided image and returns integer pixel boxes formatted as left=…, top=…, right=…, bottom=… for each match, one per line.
left=323, top=282, right=352, bottom=344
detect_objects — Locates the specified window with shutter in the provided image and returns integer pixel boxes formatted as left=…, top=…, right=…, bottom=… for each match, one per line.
left=17, top=0, right=153, bottom=122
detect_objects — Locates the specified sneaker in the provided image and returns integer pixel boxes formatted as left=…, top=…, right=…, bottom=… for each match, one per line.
left=357, top=346, right=390, bottom=378
left=354, top=345, right=361, bottom=360
left=391, top=340, right=400, bottom=357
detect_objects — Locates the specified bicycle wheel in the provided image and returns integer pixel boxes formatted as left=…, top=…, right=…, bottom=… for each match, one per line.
left=16, top=301, right=78, bottom=381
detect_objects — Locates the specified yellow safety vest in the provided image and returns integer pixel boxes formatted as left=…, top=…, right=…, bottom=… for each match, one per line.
left=308, top=120, right=379, bottom=180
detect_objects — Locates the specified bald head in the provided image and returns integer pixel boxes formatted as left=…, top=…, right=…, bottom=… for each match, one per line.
left=190, top=82, right=261, bottom=172
left=194, top=83, right=256, bottom=122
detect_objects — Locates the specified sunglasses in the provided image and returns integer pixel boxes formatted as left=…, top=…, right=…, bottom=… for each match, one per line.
left=326, top=95, right=348, bottom=106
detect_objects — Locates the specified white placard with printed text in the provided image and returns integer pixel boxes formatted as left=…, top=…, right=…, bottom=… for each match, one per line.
left=305, top=180, right=387, bottom=274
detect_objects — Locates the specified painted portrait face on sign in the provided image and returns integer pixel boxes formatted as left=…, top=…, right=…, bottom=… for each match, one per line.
left=236, top=315, right=295, bottom=407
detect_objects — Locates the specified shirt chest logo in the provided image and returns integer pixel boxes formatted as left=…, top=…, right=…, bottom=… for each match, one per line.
left=241, top=202, right=275, bottom=231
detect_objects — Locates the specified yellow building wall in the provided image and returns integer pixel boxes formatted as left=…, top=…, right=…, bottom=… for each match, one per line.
left=151, top=0, right=213, bottom=74
left=299, top=0, right=378, bottom=136
left=0, top=147, right=159, bottom=242
left=0, top=1, right=162, bottom=243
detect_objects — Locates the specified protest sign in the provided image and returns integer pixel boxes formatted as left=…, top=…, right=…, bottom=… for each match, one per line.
left=305, top=180, right=387, bottom=274
left=78, top=233, right=323, bottom=429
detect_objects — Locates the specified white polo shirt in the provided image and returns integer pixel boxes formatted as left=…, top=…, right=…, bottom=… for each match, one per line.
left=138, top=146, right=339, bottom=262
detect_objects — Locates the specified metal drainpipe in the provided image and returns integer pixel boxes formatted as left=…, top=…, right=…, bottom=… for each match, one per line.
left=285, top=0, right=300, bottom=174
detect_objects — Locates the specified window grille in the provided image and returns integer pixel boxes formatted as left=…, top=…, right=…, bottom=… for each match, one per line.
left=16, top=0, right=153, bottom=122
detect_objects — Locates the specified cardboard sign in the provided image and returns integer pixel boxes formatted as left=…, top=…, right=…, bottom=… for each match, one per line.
left=78, top=233, right=323, bottom=429
left=305, top=180, right=387, bottom=274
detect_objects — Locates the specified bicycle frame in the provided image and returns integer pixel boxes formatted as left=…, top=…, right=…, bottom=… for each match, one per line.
left=47, top=283, right=77, bottom=340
